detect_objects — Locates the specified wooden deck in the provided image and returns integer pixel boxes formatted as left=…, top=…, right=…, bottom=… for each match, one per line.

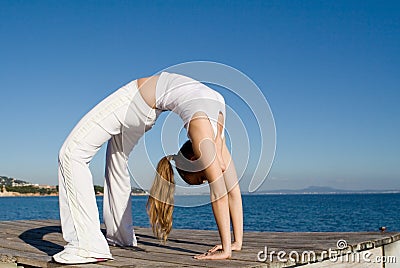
left=0, top=220, right=399, bottom=267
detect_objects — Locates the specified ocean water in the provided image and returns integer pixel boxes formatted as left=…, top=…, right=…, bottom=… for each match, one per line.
left=0, top=194, right=399, bottom=232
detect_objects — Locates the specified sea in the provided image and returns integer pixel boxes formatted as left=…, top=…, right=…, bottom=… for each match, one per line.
left=0, top=194, right=399, bottom=232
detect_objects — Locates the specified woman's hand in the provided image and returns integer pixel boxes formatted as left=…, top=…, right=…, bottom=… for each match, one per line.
left=194, top=250, right=231, bottom=260
left=208, top=241, right=242, bottom=253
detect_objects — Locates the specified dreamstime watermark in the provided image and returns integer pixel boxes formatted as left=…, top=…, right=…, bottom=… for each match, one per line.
left=257, top=239, right=397, bottom=264
left=126, top=61, right=277, bottom=207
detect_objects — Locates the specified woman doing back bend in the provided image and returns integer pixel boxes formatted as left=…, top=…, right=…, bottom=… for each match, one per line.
left=55, top=72, right=243, bottom=264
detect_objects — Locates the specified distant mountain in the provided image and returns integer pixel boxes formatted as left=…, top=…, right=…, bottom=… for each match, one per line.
left=300, top=186, right=347, bottom=193
left=253, top=186, right=400, bottom=195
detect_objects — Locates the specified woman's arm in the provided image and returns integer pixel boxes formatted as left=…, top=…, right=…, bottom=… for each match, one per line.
left=208, top=143, right=243, bottom=253
left=188, top=116, right=232, bottom=260
left=223, top=146, right=243, bottom=248
left=215, top=113, right=243, bottom=250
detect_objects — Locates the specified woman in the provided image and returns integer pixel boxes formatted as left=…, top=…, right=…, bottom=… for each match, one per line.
left=54, top=71, right=243, bottom=264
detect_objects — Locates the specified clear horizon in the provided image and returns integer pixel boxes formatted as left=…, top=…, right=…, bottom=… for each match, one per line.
left=1, top=174, right=399, bottom=193
left=1, top=1, right=399, bottom=192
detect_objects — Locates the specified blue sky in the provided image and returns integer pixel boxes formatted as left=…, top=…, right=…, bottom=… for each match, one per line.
left=0, top=0, right=399, bottom=191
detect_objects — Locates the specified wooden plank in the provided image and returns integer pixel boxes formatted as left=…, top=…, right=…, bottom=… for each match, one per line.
left=0, top=237, right=183, bottom=268
left=0, top=224, right=246, bottom=267
left=0, top=227, right=153, bottom=267
left=383, top=240, right=400, bottom=268
left=0, top=225, right=394, bottom=255
left=10, top=219, right=399, bottom=247
left=4, top=220, right=397, bottom=251
left=0, top=225, right=256, bottom=266
left=300, top=247, right=383, bottom=268
left=110, top=247, right=255, bottom=267
left=1, top=220, right=399, bottom=268
left=0, top=247, right=54, bottom=268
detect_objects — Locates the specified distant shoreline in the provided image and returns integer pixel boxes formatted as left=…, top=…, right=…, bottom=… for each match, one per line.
left=1, top=191, right=399, bottom=197
left=0, top=192, right=149, bottom=197
left=0, top=192, right=58, bottom=197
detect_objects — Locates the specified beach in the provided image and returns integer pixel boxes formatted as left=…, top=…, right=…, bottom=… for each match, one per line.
left=0, top=192, right=58, bottom=197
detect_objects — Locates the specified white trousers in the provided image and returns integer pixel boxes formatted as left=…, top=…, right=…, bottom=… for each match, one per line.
left=58, top=80, right=157, bottom=258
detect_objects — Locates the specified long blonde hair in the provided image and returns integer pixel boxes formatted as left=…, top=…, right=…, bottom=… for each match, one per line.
left=146, top=156, right=175, bottom=242
left=146, top=141, right=194, bottom=242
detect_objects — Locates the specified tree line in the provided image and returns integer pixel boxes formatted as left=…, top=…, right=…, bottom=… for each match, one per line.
left=1, top=175, right=146, bottom=195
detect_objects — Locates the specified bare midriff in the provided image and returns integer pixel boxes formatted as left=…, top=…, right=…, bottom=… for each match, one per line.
left=137, top=75, right=159, bottom=109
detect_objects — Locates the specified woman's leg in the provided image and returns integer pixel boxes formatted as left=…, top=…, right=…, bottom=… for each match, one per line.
left=103, top=83, right=158, bottom=247
left=103, top=132, right=136, bottom=247
left=56, top=84, right=134, bottom=262
left=58, top=124, right=113, bottom=258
